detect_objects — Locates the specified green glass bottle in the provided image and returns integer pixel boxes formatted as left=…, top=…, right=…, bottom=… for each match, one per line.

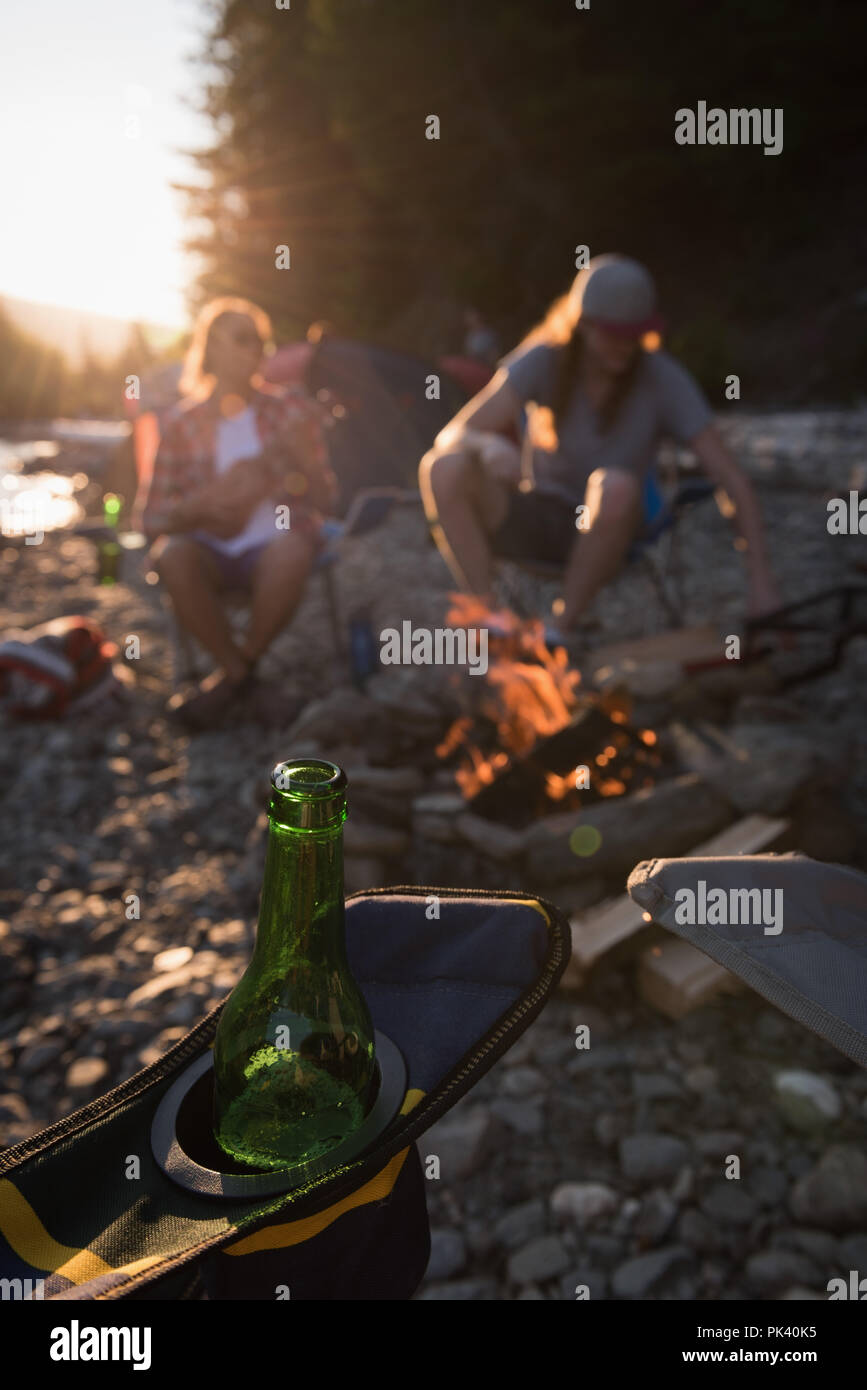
left=98, top=492, right=122, bottom=585
left=213, top=759, right=377, bottom=1172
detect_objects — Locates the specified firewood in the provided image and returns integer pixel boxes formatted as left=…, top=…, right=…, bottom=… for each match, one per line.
left=566, top=813, right=788, bottom=972
left=637, top=938, right=744, bottom=1020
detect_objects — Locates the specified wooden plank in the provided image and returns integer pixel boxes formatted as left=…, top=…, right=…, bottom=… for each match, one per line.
left=638, top=938, right=743, bottom=1020
left=585, top=624, right=723, bottom=674
left=566, top=813, right=789, bottom=971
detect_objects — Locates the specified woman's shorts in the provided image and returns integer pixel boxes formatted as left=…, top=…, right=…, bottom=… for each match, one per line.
left=489, top=489, right=578, bottom=567
left=192, top=511, right=323, bottom=589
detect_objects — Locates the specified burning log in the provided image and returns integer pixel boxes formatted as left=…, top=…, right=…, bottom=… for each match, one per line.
left=437, top=596, right=666, bottom=826
left=523, top=773, right=733, bottom=884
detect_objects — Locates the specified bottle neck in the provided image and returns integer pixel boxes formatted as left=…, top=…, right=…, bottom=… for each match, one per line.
left=253, top=816, right=346, bottom=965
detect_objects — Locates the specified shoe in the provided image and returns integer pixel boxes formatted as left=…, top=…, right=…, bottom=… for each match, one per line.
left=167, top=668, right=254, bottom=731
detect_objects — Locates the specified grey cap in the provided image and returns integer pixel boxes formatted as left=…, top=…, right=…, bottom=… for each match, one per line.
left=570, top=255, right=661, bottom=334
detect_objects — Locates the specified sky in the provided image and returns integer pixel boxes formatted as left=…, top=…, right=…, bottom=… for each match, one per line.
left=0, top=0, right=212, bottom=329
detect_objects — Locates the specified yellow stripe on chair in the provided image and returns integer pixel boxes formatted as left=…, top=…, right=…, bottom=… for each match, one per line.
left=225, top=1087, right=427, bottom=1257
left=0, top=1179, right=167, bottom=1286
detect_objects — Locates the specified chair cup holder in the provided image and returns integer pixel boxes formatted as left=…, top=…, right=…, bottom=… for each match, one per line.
left=150, top=1031, right=406, bottom=1200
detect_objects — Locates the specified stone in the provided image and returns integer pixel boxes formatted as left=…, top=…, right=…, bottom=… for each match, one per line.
left=550, top=1183, right=619, bottom=1227
left=500, top=1065, right=546, bottom=1099
left=619, top=1133, right=690, bottom=1184
left=774, top=1070, right=842, bottom=1130
left=677, top=1208, right=725, bottom=1253
left=153, top=946, right=193, bottom=973
left=699, top=1183, right=759, bottom=1227
left=425, top=1228, right=467, bottom=1281
left=507, top=1235, right=571, bottom=1284
left=632, top=1072, right=684, bottom=1101
left=684, top=1065, right=719, bottom=1093
left=694, top=1131, right=746, bottom=1159
left=489, top=1098, right=544, bottom=1135
left=749, top=1165, right=789, bottom=1208
left=838, top=1234, right=867, bottom=1270
left=416, top=1279, right=498, bottom=1300
left=611, top=1246, right=692, bottom=1299
left=568, top=1043, right=631, bottom=1075
left=635, top=1189, right=679, bottom=1243
left=421, top=1104, right=503, bottom=1182
left=493, top=1199, right=547, bottom=1250
left=783, top=1228, right=840, bottom=1265
left=18, top=1040, right=65, bottom=1075
left=66, top=1057, right=109, bottom=1089
left=594, top=1112, right=628, bottom=1148
left=789, top=1146, right=867, bottom=1232
left=745, top=1251, right=820, bottom=1296
left=343, top=819, right=409, bottom=857
left=454, top=813, right=524, bottom=861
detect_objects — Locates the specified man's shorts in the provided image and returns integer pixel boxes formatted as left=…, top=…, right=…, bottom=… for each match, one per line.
left=489, top=489, right=577, bottom=567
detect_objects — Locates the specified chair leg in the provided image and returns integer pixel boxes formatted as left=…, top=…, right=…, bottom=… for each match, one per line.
left=639, top=546, right=682, bottom=626
left=320, top=564, right=346, bottom=665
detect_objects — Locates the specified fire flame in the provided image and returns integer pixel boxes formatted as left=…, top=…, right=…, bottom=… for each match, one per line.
left=436, top=594, right=657, bottom=805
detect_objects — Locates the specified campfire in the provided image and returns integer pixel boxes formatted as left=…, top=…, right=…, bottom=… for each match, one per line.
left=436, top=596, right=664, bottom=827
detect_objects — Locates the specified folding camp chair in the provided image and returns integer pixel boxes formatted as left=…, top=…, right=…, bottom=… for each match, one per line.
left=167, top=488, right=412, bottom=683
left=494, top=401, right=715, bottom=626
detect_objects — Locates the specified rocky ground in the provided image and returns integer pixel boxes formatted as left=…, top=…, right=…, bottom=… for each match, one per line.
left=1, top=408, right=866, bottom=1300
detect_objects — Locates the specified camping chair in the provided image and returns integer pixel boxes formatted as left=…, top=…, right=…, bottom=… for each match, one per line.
left=495, top=403, right=714, bottom=626
left=167, top=488, right=410, bottom=683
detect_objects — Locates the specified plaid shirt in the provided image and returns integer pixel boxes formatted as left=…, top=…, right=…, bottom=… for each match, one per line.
left=141, top=384, right=335, bottom=540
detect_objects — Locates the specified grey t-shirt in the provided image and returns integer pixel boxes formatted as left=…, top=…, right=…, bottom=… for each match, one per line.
left=503, top=343, right=713, bottom=504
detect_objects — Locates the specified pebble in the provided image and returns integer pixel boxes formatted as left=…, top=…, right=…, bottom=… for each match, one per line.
left=619, top=1133, right=690, bottom=1184
left=507, top=1235, right=570, bottom=1284
left=684, top=1065, right=719, bottom=1093
left=488, top=1098, right=544, bottom=1135
left=611, top=1246, right=692, bottom=1299
left=500, top=1065, right=546, bottom=1099
left=699, top=1182, right=759, bottom=1227
left=749, top=1165, right=789, bottom=1208
left=677, top=1208, right=725, bottom=1253
left=745, top=1250, right=821, bottom=1296
left=635, top=1189, right=678, bottom=1243
left=493, top=1199, right=547, bottom=1250
left=774, top=1070, right=842, bottom=1130
left=694, top=1130, right=745, bottom=1159
left=421, top=1104, right=502, bottom=1182
left=416, top=1279, right=498, bottom=1301
left=790, top=1146, right=867, bottom=1232
left=65, top=1057, right=109, bottom=1089
left=550, top=1182, right=618, bottom=1227
left=632, top=1072, right=683, bottom=1101
left=594, top=1112, right=628, bottom=1148
left=425, top=1229, right=467, bottom=1282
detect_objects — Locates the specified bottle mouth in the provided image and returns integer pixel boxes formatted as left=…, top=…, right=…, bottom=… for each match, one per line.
left=269, top=759, right=347, bottom=829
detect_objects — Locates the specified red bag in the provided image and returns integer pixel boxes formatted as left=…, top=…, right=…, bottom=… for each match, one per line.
left=0, top=616, right=121, bottom=720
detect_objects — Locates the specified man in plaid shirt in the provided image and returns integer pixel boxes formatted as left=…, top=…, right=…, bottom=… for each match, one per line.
left=141, top=298, right=337, bottom=728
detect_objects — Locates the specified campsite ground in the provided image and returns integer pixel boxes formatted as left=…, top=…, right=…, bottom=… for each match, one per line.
left=1, top=407, right=866, bottom=1300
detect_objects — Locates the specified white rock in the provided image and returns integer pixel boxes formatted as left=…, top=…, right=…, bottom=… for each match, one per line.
left=550, top=1182, right=618, bottom=1226
left=775, top=1070, right=841, bottom=1129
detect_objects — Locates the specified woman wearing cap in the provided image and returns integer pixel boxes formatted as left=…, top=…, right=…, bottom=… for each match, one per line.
left=142, top=296, right=336, bottom=728
left=420, top=255, right=780, bottom=640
